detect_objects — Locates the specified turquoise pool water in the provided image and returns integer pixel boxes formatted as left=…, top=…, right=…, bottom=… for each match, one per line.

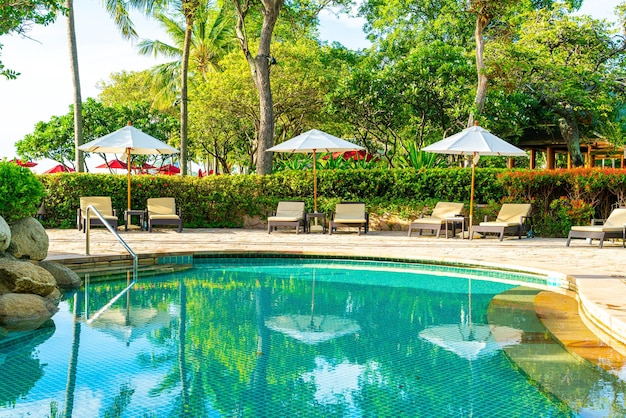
left=0, top=257, right=612, bottom=417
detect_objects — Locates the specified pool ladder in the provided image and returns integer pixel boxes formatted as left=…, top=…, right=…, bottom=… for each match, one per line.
left=84, top=205, right=138, bottom=281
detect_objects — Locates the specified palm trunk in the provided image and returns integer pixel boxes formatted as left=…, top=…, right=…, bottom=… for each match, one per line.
left=179, top=21, right=193, bottom=176
left=468, top=14, right=489, bottom=127
left=66, top=0, right=84, bottom=172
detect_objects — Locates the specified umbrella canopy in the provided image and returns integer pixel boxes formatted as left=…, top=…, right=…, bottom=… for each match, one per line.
left=78, top=124, right=179, bottom=210
left=267, top=129, right=363, bottom=212
left=9, top=159, right=37, bottom=167
left=157, top=164, right=181, bottom=175
left=43, top=164, right=74, bottom=174
left=419, top=324, right=522, bottom=361
left=423, top=125, right=526, bottom=231
left=265, top=314, right=361, bottom=345
left=325, top=150, right=379, bottom=162
left=96, top=159, right=128, bottom=170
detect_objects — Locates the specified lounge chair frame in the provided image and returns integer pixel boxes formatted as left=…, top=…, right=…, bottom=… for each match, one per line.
left=329, top=202, right=369, bottom=235
left=470, top=203, right=532, bottom=241
left=77, top=196, right=118, bottom=233
left=408, top=202, right=465, bottom=238
left=147, top=198, right=183, bottom=233
left=566, top=208, right=626, bottom=248
left=267, top=201, right=306, bottom=234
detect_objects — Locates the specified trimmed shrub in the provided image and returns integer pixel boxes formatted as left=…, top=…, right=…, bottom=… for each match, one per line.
left=0, top=162, right=46, bottom=223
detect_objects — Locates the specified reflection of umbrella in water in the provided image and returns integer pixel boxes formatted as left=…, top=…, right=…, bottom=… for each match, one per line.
left=419, top=278, right=521, bottom=360
left=265, top=314, right=360, bottom=345
left=419, top=323, right=522, bottom=361
left=265, top=268, right=360, bottom=345
left=423, top=124, right=526, bottom=231
left=78, top=123, right=179, bottom=209
left=89, top=307, right=173, bottom=345
left=267, top=129, right=363, bottom=213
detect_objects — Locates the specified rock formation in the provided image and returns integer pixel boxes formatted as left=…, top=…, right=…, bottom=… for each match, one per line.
left=0, top=216, right=81, bottom=333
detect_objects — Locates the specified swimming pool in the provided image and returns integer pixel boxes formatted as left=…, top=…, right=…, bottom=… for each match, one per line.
left=0, top=257, right=621, bottom=416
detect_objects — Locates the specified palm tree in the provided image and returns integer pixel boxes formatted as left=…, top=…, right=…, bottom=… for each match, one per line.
left=137, top=3, right=236, bottom=109
left=97, top=0, right=201, bottom=175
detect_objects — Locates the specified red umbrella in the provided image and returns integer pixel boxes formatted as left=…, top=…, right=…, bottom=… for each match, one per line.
left=10, top=159, right=37, bottom=167
left=157, top=164, right=180, bottom=175
left=96, top=159, right=128, bottom=169
left=43, top=164, right=74, bottom=174
left=330, top=150, right=379, bottom=162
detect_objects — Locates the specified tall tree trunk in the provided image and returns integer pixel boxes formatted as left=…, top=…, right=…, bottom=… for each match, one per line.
left=180, top=22, right=193, bottom=176
left=233, top=0, right=282, bottom=175
left=66, top=0, right=84, bottom=172
left=468, top=14, right=489, bottom=127
left=557, top=104, right=584, bottom=167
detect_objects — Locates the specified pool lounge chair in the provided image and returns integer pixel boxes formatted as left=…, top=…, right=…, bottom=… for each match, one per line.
left=77, top=196, right=118, bottom=232
left=566, top=208, right=626, bottom=248
left=329, top=202, right=369, bottom=235
left=267, top=201, right=306, bottom=234
left=147, top=197, right=182, bottom=232
left=470, top=203, right=532, bottom=241
left=408, top=202, right=464, bottom=238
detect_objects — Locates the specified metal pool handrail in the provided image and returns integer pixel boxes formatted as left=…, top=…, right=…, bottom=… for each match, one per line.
left=85, top=204, right=138, bottom=281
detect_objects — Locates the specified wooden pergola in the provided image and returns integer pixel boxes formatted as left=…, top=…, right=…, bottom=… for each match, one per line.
left=515, top=128, right=625, bottom=169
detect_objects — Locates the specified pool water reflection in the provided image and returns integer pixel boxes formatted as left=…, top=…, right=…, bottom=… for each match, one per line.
left=0, top=258, right=582, bottom=416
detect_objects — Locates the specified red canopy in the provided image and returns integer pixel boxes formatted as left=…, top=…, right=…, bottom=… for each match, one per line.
left=324, top=150, right=379, bottom=162
left=157, top=164, right=180, bottom=175
left=96, top=159, right=128, bottom=169
left=10, top=159, right=37, bottom=167
left=43, top=164, right=74, bottom=174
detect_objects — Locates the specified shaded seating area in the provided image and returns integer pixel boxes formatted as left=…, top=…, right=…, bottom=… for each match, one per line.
left=566, top=208, right=626, bottom=248
left=470, top=203, right=532, bottom=241
left=147, top=197, right=182, bottom=232
left=329, top=202, right=369, bottom=235
left=267, top=201, right=306, bottom=234
left=408, top=202, right=464, bottom=238
left=77, top=196, right=118, bottom=232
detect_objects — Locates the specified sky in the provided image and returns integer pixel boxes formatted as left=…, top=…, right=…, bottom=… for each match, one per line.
left=0, top=0, right=622, bottom=166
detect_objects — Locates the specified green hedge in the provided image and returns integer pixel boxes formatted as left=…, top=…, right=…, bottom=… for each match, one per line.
left=37, top=168, right=626, bottom=237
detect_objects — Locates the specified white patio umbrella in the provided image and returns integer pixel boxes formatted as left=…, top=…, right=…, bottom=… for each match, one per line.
left=422, top=124, right=526, bottom=231
left=267, top=129, right=364, bottom=213
left=78, top=123, right=179, bottom=210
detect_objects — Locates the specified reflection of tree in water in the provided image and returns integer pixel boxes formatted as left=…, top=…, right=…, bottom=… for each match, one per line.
left=0, top=324, right=54, bottom=407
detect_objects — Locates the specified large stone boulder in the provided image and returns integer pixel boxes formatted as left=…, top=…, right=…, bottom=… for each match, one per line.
left=0, top=260, right=57, bottom=297
left=0, top=216, right=10, bottom=252
left=7, top=217, right=48, bottom=260
left=0, top=293, right=59, bottom=330
left=39, top=261, right=82, bottom=289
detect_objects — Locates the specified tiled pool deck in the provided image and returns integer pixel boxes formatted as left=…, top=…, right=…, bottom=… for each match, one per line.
left=45, top=227, right=626, bottom=355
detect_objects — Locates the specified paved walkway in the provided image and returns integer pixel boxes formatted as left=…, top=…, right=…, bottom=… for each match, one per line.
left=45, top=227, right=626, bottom=346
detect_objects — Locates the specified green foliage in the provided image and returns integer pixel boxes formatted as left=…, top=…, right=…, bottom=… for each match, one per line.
left=0, top=162, right=46, bottom=223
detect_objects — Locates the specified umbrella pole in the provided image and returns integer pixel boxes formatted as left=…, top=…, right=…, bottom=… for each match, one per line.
left=313, top=149, right=318, bottom=213
left=127, top=148, right=131, bottom=210
left=469, top=154, right=476, bottom=235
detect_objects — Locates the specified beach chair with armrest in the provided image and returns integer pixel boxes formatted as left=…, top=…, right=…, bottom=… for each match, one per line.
left=77, top=196, right=118, bottom=232
left=329, top=202, right=369, bottom=235
left=408, top=202, right=465, bottom=238
left=470, top=203, right=532, bottom=241
left=566, top=208, right=626, bottom=248
left=147, top=197, right=182, bottom=232
left=267, top=201, right=306, bottom=234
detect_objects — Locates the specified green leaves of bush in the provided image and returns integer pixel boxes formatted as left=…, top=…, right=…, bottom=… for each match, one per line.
left=0, top=162, right=45, bottom=223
